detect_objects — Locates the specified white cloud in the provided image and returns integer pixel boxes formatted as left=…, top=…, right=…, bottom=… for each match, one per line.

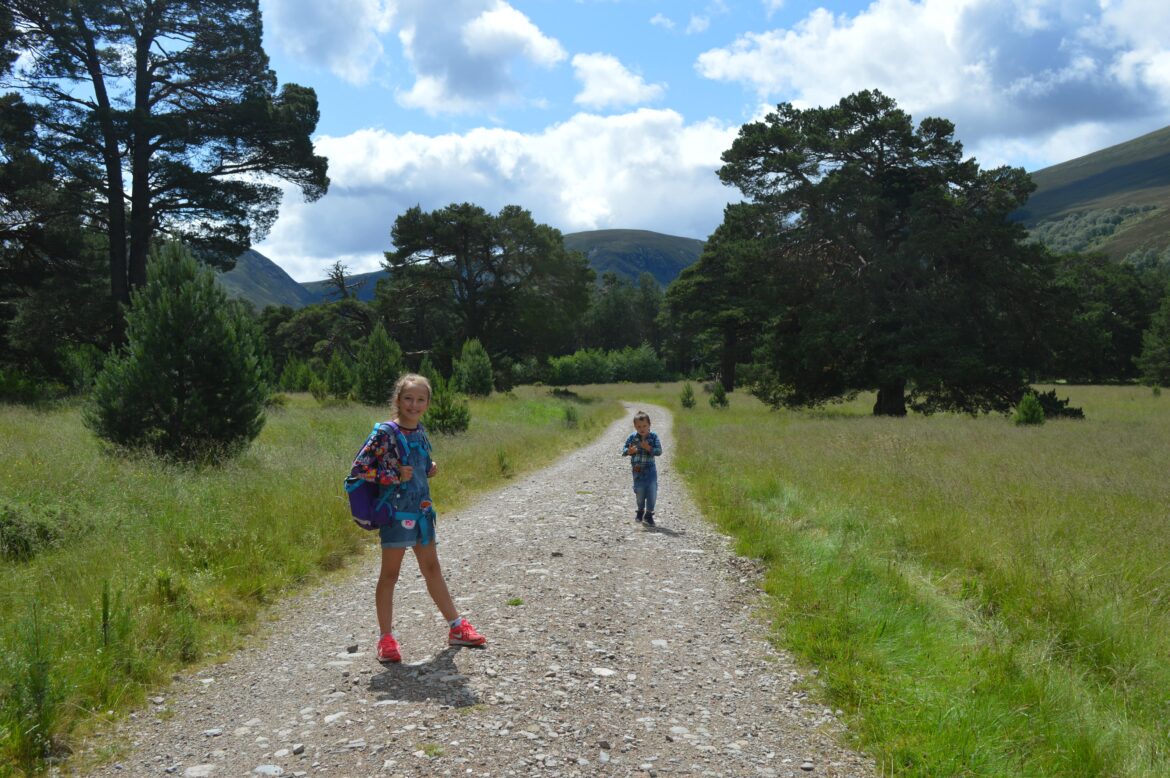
left=261, top=0, right=395, bottom=85
left=255, top=111, right=738, bottom=280
left=395, top=0, right=566, bottom=114
left=650, top=13, right=675, bottom=30
left=694, top=0, right=1170, bottom=153
left=763, top=0, right=784, bottom=18
left=572, top=53, right=666, bottom=109
left=686, top=15, right=711, bottom=35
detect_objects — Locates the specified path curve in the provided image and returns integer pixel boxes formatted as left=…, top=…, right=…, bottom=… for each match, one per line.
left=84, top=404, right=875, bottom=777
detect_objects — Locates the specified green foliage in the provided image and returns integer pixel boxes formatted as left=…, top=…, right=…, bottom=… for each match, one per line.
left=9, top=1, right=329, bottom=307
left=680, top=382, right=696, bottom=409
left=1136, top=286, right=1170, bottom=387
left=0, top=499, right=73, bottom=562
left=84, top=242, right=268, bottom=461
left=562, top=405, right=580, bottom=428
left=417, top=354, right=443, bottom=389
left=385, top=203, right=592, bottom=362
left=1, top=605, right=64, bottom=771
left=308, top=376, right=328, bottom=403
left=1032, top=389, right=1085, bottom=419
left=452, top=338, right=493, bottom=397
left=427, top=377, right=471, bottom=434
left=1013, top=392, right=1045, bottom=425
left=278, top=356, right=315, bottom=392
left=354, top=323, right=403, bottom=405
left=709, top=382, right=729, bottom=409
left=323, top=351, right=353, bottom=400
left=546, top=345, right=670, bottom=386
left=1029, top=205, right=1157, bottom=254
left=719, top=90, right=1054, bottom=416
left=578, top=272, right=663, bottom=352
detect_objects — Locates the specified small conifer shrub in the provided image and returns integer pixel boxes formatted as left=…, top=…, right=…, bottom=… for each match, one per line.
left=354, top=323, right=403, bottom=405
left=680, top=382, right=696, bottom=409
left=1013, top=392, right=1045, bottom=425
left=85, top=242, right=267, bottom=461
left=452, top=339, right=493, bottom=397
left=427, top=376, right=471, bottom=434
left=709, top=382, right=729, bottom=409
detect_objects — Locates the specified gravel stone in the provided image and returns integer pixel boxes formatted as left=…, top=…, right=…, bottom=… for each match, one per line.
left=79, top=404, right=874, bottom=777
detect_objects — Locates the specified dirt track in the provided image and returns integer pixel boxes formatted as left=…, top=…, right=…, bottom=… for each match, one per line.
left=83, top=404, right=874, bottom=777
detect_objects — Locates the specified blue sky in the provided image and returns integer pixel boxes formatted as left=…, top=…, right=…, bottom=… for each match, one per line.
left=253, top=0, right=1170, bottom=281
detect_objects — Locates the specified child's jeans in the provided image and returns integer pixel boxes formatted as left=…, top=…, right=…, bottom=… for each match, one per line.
left=632, top=466, right=658, bottom=513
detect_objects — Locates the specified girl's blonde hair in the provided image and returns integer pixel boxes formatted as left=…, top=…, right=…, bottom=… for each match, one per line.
left=390, top=373, right=433, bottom=419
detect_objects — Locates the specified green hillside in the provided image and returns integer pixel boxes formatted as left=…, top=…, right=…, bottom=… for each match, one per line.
left=216, top=249, right=315, bottom=310
left=563, top=228, right=703, bottom=286
left=1021, top=125, right=1170, bottom=260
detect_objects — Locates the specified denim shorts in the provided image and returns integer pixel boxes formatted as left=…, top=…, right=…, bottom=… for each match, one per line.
left=378, top=509, right=437, bottom=548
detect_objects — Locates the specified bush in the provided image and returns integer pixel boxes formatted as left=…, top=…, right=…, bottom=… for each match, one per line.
left=354, top=323, right=403, bottom=405
left=709, top=382, right=729, bottom=409
left=418, top=354, right=443, bottom=390
left=84, top=242, right=268, bottom=461
left=427, top=376, right=471, bottom=434
left=609, top=344, right=669, bottom=383
left=547, top=348, right=612, bottom=385
left=278, top=356, right=314, bottom=392
left=1033, top=389, right=1084, bottom=420
left=308, top=376, right=328, bottom=403
left=1014, top=392, right=1045, bottom=425
left=0, top=499, right=72, bottom=562
left=680, top=382, right=696, bottom=409
left=452, top=339, right=493, bottom=397
left=324, top=351, right=353, bottom=400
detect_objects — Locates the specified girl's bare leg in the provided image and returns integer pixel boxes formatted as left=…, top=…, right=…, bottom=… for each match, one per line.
left=376, top=547, right=407, bottom=635
left=413, top=542, right=458, bottom=622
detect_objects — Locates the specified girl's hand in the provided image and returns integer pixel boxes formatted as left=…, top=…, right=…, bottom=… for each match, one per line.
left=627, top=444, right=638, bottom=455
left=398, top=465, right=414, bottom=482
left=427, top=460, right=438, bottom=478
left=640, top=438, right=652, bottom=451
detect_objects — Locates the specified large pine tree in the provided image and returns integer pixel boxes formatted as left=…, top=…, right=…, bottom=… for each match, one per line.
left=9, top=0, right=329, bottom=309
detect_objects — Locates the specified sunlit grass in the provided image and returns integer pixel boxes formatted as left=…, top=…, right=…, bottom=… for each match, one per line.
left=589, top=382, right=1170, bottom=777
left=0, top=387, right=621, bottom=773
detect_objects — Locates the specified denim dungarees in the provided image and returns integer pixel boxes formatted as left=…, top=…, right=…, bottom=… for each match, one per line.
left=378, top=426, right=438, bottom=548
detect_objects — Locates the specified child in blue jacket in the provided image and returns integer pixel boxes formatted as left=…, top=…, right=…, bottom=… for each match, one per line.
left=621, top=410, right=663, bottom=526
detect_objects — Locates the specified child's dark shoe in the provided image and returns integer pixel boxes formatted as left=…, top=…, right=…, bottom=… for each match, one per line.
left=635, top=510, right=644, bottom=523
left=644, top=512, right=655, bottom=527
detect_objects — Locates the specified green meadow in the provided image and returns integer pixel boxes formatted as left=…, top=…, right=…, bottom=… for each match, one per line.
left=0, top=389, right=621, bottom=773
left=6, top=383, right=1170, bottom=776
left=602, top=383, right=1170, bottom=777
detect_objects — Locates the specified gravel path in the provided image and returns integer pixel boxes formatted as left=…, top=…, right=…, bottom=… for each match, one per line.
left=83, top=404, right=875, bottom=778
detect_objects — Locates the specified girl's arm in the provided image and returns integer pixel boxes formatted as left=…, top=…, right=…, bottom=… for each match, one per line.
left=349, top=428, right=407, bottom=486
left=650, top=433, right=663, bottom=456
left=621, top=434, right=636, bottom=456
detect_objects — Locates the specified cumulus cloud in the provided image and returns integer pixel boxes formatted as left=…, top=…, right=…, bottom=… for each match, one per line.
left=395, top=0, right=566, bottom=114
left=695, top=0, right=1170, bottom=160
left=686, top=15, right=711, bottom=35
left=650, top=13, right=675, bottom=30
left=261, top=0, right=394, bottom=84
left=572, top=53, right=666, bottom=109
left=255, top=111, right=738, bottom=280
left=762, top=0, right=784, bottom=18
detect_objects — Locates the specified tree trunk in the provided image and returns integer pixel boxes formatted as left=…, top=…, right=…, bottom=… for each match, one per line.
left=127, top=11, right=158, bottom=293
left=720, top=326, right=737, bottom=392
left=72, top=5, right=129, bottom=312
left=873, top=379, right=907, bottom=416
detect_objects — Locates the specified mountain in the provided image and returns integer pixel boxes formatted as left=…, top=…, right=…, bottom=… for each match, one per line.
left=562, top=228, right=704, bottom=287
left=217, top=249, right=316, bottom=310
left=1020, top=125, right=1170, bottom=260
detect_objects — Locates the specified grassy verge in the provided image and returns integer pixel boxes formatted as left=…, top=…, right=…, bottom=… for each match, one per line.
left=592, top=382, right=1170, bottom=777
left=0, top=387, right=621, bottom=774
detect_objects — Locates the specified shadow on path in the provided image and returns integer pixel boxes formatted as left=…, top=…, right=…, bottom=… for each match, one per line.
left=368, top=646, right=481, bottom=708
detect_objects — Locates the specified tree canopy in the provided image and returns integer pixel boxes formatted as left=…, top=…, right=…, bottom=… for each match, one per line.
left=385, top=203, right=593, bottom=365
left=718, top=89, right=1056, bottom=415
left=9, top=0, right=329, bottom=309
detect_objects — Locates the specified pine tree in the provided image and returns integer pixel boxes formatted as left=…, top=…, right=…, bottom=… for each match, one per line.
left=680, top=382, right=696, bottom=409
left=354, top=323, right=403, bottom=405
left=1136, top=287, right=1170, bottom=388
left=1013, top=392, right=1045, bottom=425
left=452, top=339, right=493, bottom=397
left=709, top=382, right=729, bottom=409
left=84, top=242, right=267, bottom=461
left=427, top=376, right=472, bottom=434
left=324, top=352, right=352, bottom=400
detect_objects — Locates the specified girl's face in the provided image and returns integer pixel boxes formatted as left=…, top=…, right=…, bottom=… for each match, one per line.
left=396, top=382, right=430, bottom=425
left=633, top=419, right=651, bottom=436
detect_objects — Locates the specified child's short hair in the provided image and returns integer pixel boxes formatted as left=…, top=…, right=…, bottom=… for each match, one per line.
left=390, top=373, right=432, bottom=417
left=633, top=411, right=651, bottom=424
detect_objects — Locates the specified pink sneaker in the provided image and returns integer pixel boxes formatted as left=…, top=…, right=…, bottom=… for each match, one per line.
left=376, top=633, right=401, bottom=663
left=448, top=619, right=487, bottom=647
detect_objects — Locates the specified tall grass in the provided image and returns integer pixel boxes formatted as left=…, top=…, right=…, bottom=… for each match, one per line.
left=0, top=388, right=620, bottom=773
left=593, top=383, right=1170, bottom=776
